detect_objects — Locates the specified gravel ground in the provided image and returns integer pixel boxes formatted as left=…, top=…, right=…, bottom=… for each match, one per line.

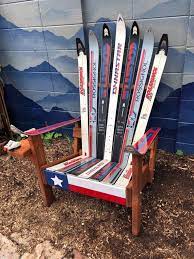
left=0, top=139, right=194, bottom=258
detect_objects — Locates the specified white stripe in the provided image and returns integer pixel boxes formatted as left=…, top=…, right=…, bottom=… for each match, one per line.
left=67, top=174, right=125, bottom=198
left=79, top=159, right=109, bottom=178
left=103, top=14, right=126, bottom=160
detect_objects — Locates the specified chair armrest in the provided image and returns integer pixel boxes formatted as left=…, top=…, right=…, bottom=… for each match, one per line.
left=26, top=118, right=81, bottom=136
left=125, top=127, right=161, bottom=155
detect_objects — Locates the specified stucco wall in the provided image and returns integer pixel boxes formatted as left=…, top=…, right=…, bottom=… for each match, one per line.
left=0, top=0, right=194, bottom=154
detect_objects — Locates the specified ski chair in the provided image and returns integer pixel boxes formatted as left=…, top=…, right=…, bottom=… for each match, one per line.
left=8, top=17, right=168, bottom=235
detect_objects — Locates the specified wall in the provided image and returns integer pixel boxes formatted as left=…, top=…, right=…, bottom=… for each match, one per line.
left=0, top=0, right=194, bottom=154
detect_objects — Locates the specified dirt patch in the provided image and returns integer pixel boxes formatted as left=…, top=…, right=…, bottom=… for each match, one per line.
left=0, top=141, right=194, bottom=258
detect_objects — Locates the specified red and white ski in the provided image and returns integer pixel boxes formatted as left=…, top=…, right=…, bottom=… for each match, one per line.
left=76, top=38, right=89, bottom=157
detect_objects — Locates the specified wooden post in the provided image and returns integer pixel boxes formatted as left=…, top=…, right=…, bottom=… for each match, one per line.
left=148, top=136, right=158, bottom=183
left=132, top=154, right=142, bottom=236
left=72, top=122, right=81, bottom=155
left=29, top=135, right=55, bottom=206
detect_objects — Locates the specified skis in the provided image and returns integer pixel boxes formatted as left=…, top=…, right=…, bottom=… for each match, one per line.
left=133, top=34, right=168, bottom=143
left=76, top=38, right=89, bottom=157
left=111, top=21, right=140, bottom=163
left=103, top=29, right=155, bottom=184
left=103, top=14, right=126, bottom=161
left=79, top=14, right=126, bottom=179
left=97, top=24, right=112, bottom=159
left=115, top=33, right=168, bottom=187
left=89, top=31, right=99, bottom=158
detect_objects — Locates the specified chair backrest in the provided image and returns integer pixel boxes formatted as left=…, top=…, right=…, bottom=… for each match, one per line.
left=77, top=16, right=168, bottom=164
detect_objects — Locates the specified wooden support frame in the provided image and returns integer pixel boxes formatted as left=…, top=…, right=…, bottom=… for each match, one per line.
left=8, top=122, right=160, bottom=236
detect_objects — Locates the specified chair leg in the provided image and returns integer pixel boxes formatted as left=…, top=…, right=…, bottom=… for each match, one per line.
left=29, top=135, right=55, bottom=206
left=148, top=136, right=158, bottom=183
left=132, top=154, right=142, bottom=236
left=72, top=122, right=81, bottom=155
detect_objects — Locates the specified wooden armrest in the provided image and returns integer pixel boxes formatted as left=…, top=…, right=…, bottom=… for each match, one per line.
left=7, top=139, right=32, bottom=158
left=26, top=118, right=81, bottom=136
left=125, top=127, right=160, bottom=155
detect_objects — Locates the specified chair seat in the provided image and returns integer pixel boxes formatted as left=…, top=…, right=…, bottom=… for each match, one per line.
left=44, top=156, right=128, bottom=205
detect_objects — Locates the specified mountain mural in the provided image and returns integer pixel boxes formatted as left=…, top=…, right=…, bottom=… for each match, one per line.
left=177, top=124, right=194, bottom=145
left=0, top=15, right=84, bottom=51
left=137, top=0, right=188, bottom=18
left=4, top=83, right=78, bottom=131
left=49, top=54, right=77, bottom=73
left=2, top=62, right=79, bottom=95
left=0, top=4, right=194, bottom=155
left=181, top=82, right=194, bottom=100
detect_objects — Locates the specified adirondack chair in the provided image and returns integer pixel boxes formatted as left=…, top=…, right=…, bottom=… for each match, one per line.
left=7, top=19, right=168, bottom=235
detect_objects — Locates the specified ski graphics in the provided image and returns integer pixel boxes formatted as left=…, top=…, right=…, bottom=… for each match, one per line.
left=90, top=162, right=117, bottom=181
left=66, top=158, right=100, bottom=176
left=76, top=38, right=89, bottom=157
left=58, top=157, right=94, bottom=174
left=111, top=21, right=140, bottom=163
left=103, top=14, right=126, bottom=161
left=97, top=24, right=112, bottom=159
left=79, top=14, right=126, bottom=179
left=103, top=29, right=154, bottom=183
left=89, top=31, right=99, bottom=158
left=47, top=155, right=85, bottom=172
left=133, top=34, right=168, bottom=143
left=115, top=33, right=168, bottom=187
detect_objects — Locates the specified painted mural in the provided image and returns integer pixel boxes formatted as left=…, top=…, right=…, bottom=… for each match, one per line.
left=0, top=0, right=194, bottom=154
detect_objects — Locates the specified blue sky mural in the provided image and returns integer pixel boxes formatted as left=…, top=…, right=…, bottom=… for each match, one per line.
left=0, top=0, right=194, bottom=154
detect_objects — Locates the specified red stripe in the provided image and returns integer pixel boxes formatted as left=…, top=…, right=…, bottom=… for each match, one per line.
left=92, top=162, right=113, bottom=179
left=103, top=163, right=120, bottom=181
left=58, top=157, right=90, bottom=172
left=133, top=128, right=160, bottom=154
left=69, top=185, right=126, bottom=205
left=119, top=49, right=146, bottom=164
left=26, top=118, right=80, bottom=136
left=105, top=43, right=111, bottom=86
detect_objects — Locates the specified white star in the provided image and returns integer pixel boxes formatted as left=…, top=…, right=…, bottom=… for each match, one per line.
left=51, top=175, right=63, bottom=187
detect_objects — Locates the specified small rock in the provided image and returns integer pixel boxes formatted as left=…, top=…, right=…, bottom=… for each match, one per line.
left=0, top=233, right=20, bottom=259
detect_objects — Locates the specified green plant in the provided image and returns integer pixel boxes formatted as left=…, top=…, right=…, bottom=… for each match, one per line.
left=176, top=149, right=184, bottom=156
left=43, top=132, right=62, bottom=143
left=53, top=133, right=62, bottom=139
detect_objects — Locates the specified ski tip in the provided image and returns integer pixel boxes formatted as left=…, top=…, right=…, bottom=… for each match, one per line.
left=76, top=38, right=85, bottom=56
left=89, top=30, right=98, bottom=45
left=147, top=27, right=153, bottom=34
left=157, top=34, right=168, bottom=56
left=89, top=29, right=97, bottom=39
left=117, top=13, right=124, bottom=22
left=103, top=23, right=111, bottom=38
left=131, top=21, right=139, bottom=36
left=144, top=28, right=154, bottom=42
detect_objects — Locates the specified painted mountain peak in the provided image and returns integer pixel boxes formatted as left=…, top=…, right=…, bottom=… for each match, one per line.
left=2, top=62, right=79, bottom=95
left=0, top=14, right=84, bottom=51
